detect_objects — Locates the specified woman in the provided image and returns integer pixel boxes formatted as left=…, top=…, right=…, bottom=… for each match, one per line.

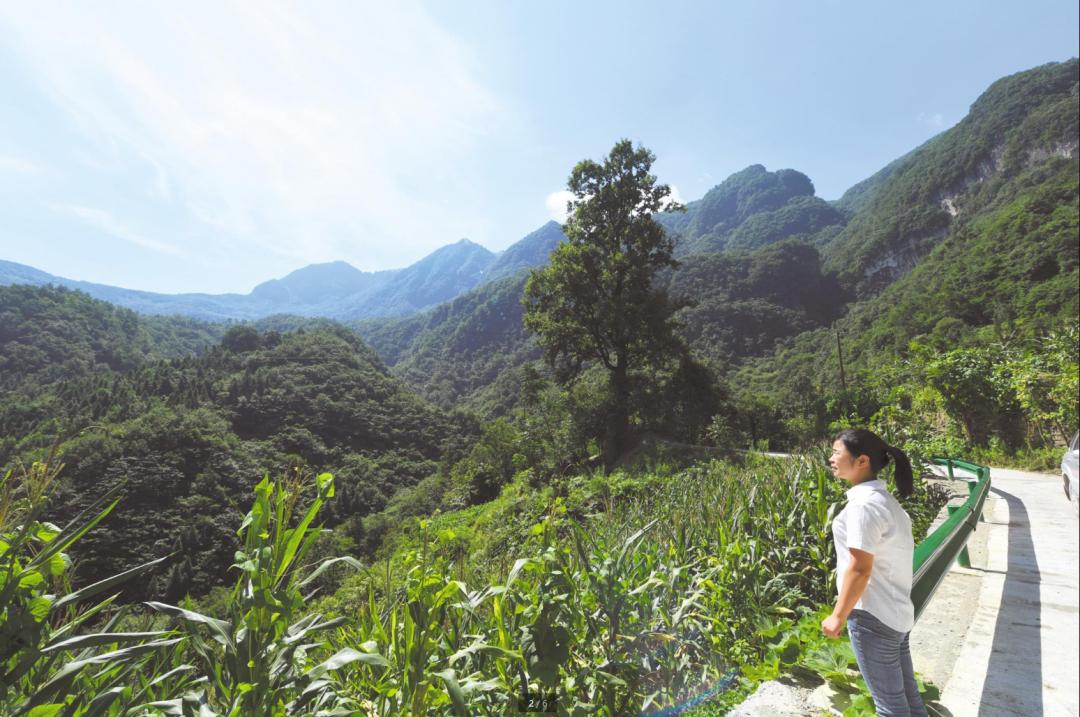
left=821, top=428, right=928, bottom=717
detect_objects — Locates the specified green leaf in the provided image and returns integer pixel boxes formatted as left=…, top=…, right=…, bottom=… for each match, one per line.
left=82, top=687, right=126, bottom=717
left=274, top=494, right=324, bottom=584
left=298, top=552, right=365, bottom=587
left=144, top=602, right=234, bottom=649
left=54, top=556, right=168, bottom=610
left=25, top=499, right=119, bottom=575
left=43, top=632, right=166, bottom=653
left=34, top=523, right=61, bottom=543
left=28, top=596, right=52, bottom=620
left=26, top=706, right=63, bottom=717
left=316, top=472, right=334, bottom=498
left=306, top=647, right=388, bottom=681
left=433, top=669, right=469, bottom=717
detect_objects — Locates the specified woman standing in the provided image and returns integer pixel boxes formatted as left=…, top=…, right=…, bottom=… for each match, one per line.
left=821, top=428, right=928, bottom=717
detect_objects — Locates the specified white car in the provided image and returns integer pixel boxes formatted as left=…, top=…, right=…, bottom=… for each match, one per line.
left=1064, top=431, right=1079, bottom=515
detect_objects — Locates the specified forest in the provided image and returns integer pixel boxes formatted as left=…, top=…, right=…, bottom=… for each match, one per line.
left=0, top=58, right=1077, bottom=715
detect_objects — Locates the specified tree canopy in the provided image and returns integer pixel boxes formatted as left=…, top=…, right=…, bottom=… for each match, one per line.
left=522, top=140, right=686, bottom=464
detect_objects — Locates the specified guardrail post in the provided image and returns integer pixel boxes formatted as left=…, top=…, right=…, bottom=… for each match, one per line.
left=967, top=479, right=986, bottom=522
left=946, top=505, right=972, bottom=567
left=946, top=459, right=954, bottom=480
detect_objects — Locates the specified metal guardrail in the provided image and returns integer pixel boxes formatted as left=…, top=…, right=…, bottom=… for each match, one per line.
left=911, top=457, right=991, bottom=621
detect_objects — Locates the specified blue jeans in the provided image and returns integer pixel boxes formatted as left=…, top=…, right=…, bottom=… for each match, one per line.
left=847, top=609, right=928, bottom=717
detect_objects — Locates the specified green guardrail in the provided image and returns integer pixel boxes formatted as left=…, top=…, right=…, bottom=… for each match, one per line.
left=911, top=457, right=991, bottom=620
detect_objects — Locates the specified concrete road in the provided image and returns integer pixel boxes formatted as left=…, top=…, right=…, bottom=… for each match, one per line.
left=912, top=467, right=1079, bottom=717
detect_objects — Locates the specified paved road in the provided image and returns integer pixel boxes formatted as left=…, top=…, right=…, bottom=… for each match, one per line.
left=912, top=467, right=1079, bottom=717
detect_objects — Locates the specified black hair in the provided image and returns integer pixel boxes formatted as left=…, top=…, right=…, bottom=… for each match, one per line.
left=832, top=428, right=915, bottom=498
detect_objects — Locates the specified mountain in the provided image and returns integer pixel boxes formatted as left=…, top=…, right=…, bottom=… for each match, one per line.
left=356, top=59, right=1079, bottom=428
left=355, top=273, right=539, bottom=416
left=820, top=58, right=1079, bottom=297
left=0, top=259, right=258, bottom=320
left=656, top=165, right=847, bottom=255
left=483, top=221, right=567, bottom=283
left=355, top=236, right=846, bottom=416
left=249, top=260, right=393, bottom=306
left=342, top=239, right=496, bottom=320
left=736, top=59, right=1078, bottom=444
left=1, top=236, right=506, bottom=322
left=0, top=283, right=475, bottom=599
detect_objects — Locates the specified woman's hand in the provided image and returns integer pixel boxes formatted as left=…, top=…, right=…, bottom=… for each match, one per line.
left=821, top=613, right=845, bottom=638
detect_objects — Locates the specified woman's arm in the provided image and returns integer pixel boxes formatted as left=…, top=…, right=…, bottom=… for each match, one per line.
left=822, top=548, right=874, bottom=638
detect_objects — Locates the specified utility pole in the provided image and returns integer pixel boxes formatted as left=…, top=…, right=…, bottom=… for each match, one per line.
left=835, top=325, right=848, bottom=415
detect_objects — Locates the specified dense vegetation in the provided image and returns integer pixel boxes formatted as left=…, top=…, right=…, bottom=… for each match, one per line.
left=656, top=165, right=846, bottom=256
left=2, top=445, right=948, bottom=715
left=360, top=58, right=1079, bottom=466
left=524, top=140, right=690, bottom=466
left=737, top=90, right=1079, bottom=455
left=667, top=240, right=844, bottom=366
left=1, top=58, right=1077, bottom=715
left=355, top=274, right=541, bottom=417
left=0, top=285, right=477, bottom=601
left=821, top=58, right=1079, bottom=297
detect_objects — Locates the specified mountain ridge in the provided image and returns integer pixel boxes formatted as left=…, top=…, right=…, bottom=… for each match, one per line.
left=0, top=227, right=560, bottom=322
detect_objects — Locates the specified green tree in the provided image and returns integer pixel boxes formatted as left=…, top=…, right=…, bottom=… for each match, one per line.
left=523, top=139, right=685, bottom=466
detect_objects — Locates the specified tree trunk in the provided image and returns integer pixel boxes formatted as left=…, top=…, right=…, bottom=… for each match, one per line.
left=604, top=362, right=630, bottom=470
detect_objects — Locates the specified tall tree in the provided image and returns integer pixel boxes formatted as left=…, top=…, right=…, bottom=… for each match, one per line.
left=523, top=139, right=685, bottom=466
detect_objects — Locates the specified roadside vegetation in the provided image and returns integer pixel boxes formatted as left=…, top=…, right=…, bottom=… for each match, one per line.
left=3, top=444, right=948, bottom=715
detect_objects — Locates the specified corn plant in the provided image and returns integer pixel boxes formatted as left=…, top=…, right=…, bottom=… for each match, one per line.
left=144, top=471, right=369, bottom=716
left=1, top=453, right=179, bottom=716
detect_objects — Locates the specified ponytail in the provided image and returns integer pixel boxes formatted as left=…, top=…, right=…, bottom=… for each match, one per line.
left=885, top=444, right=914, bottom=498
left=833, top=428, right=917, bottom=498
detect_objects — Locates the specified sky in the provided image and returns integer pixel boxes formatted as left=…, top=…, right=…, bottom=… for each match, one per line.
left=0, top=2, right=1077, bottom=294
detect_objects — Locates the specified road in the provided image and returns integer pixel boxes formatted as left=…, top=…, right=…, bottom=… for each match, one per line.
left=911, top=466, right=1079, bottom=717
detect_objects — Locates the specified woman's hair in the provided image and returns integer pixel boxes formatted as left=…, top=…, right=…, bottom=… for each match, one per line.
left=833, top=428, right=915, bottom=498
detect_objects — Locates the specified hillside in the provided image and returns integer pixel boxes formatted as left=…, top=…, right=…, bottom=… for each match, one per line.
left=1, top=237, right=496, bottom=321
left=355, top=273, right=540, bottom=416
left=668, top=240, right=844, bottom=365
left=483, top=220, right=567, bottom=282
left=0, top=285, right=476, bottom=600
left=656, top=164, right=847, bottom=255
left=355, top=59, right=1078, bottom=456
left=821, top=58, right=1079, bottom=297
left=737, top=147, right=1078, bottom=442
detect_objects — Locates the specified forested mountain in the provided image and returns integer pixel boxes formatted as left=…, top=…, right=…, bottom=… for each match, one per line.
left=2, top=58, right=1076, bottom=605
left=358, top=59, right=1078, bottom=443
left=1, top=230, right=541, bottom=321
left=656, top=165, right=847, bottom=255
left=341, top=239, right=496, bottom=320
left=668, top=240, right=844, bottom=365
left=483, top=220, right=566, bottom=282
left=355, top=273, right=540, bottom=416
left=354, top=238, right=845, bottom=415
left=0, top=285, right=476, bottom=599
left=820, top=59, right=1079, bottom=297
left=732, top=60, right=1078, bottom=447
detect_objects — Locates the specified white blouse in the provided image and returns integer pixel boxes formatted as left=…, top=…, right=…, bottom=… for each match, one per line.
left=832, top=478, right=916, bottom=634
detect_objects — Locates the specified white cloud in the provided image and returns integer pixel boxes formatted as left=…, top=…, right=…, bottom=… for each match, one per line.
left=62, top=205, right=183, bottom=256
left=662, top=184, right=685, bottom=210
left=0, top=154, right=39, bottom=173
left=0, top=2, right=504, bottom=267
left=545, top=190, right=575, bottom=223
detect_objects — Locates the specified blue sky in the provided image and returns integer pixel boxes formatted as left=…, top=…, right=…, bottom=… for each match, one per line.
left=1, top=2, right=1077, bottom=294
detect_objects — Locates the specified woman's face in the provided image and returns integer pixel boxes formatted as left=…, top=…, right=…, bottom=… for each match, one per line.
left=830, top=439, right=871, bottom=484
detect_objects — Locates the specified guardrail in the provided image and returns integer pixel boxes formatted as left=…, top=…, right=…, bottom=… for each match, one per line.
left=911, top=457, right=991, bottom=620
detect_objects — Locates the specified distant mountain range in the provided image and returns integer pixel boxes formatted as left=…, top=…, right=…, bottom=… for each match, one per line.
left=0, top=221, right=568, bottom=321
